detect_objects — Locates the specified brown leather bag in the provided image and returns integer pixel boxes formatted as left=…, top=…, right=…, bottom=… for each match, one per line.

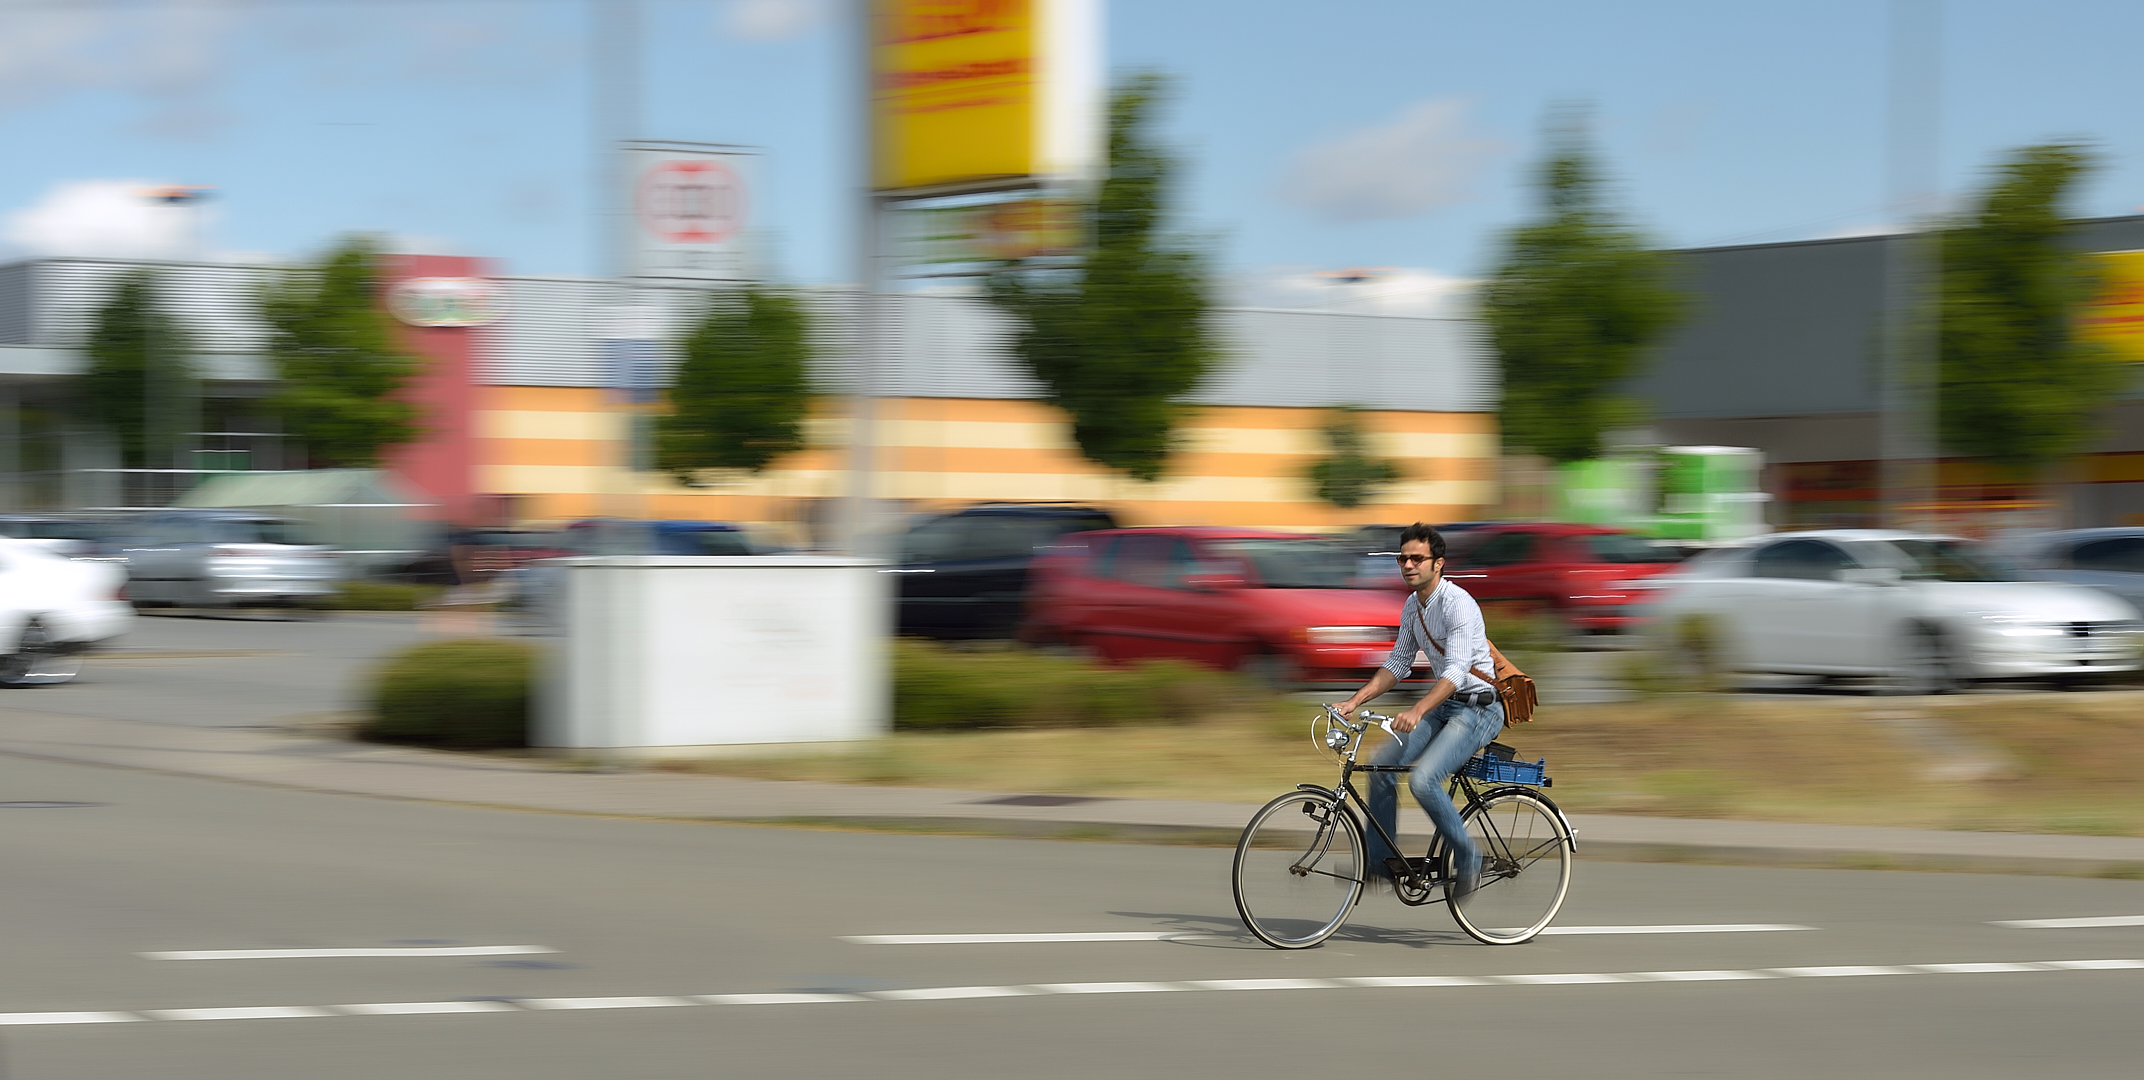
left=1418, top=607, right=1539, bottom=727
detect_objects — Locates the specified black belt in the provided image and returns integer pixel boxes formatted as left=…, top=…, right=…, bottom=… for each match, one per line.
left=1456, top=689, right=1495, bottom=708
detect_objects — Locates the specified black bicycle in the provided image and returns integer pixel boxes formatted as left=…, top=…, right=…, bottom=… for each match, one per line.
left=1232, top=705, right=1575, bottom=949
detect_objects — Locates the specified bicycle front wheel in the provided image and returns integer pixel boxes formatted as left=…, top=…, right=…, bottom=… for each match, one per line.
left=1447, top=790, right=1572, bottom=945
left=1233, top=791, right=1365, bottom=949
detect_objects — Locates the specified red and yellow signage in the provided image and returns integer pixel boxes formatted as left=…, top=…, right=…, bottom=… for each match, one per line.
left=872, top=0, right=1096, bottom=195
left=2079, top=250, right=2144, bottom=362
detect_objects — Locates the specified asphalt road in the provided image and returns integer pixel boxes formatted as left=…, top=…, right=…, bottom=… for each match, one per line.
left=4, top=752, right=2143, bottom=1080
left=46, top=612, right=451, bottom=728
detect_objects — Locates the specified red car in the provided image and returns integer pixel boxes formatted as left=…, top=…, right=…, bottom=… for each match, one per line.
left=1020, top=527, right=1431, bottom=689
left=1420, top=523, right=1683, bottom=633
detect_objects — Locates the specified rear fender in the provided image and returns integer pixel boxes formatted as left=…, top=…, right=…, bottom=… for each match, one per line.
left=1472, top=784, right=1578, bottom=852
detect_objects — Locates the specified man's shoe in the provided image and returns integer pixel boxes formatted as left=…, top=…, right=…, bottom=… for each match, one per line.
left=1451, top=856, right=1482, bottom=905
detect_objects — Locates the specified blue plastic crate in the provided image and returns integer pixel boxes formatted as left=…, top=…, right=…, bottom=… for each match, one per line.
left=1460, top=754, right=1551, bottom=787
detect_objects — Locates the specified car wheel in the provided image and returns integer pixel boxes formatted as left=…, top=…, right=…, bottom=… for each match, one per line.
left=1239, top=649, right=1298, bottom=692
left=1887, top=624, right=1958, bottom=696
left=0, top=620, right=81, bottom=688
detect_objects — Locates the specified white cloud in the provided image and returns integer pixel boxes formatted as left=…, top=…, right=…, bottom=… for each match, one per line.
left=1234, top=266, right=1477, bottom=319
left=0, top=0, right=245, bottom=137
left=3, top=180, right=213, bottom=259
left=1278, top=98, right=1504, bottom=222
left=722, top=0, right=828, bottom=41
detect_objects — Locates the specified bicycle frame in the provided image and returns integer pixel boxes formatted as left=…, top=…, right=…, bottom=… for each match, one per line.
left=1304, top=706, right=1572, bottom=898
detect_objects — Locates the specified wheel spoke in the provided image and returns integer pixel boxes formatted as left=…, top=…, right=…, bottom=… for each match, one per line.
left=1234, top=793, right=1364, bottom=949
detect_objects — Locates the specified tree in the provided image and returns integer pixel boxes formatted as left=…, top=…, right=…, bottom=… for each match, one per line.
left=258, top=236, right=422, bottom=468
left=986, top=73, right=1217, bottom=483
left=1305, top=407, right=1401, bottom=509
left=79, top=270, right=194, bottom=468
left=1936, top=143, right=2127, bottom=475
left=655, top=286, right=813, bottom=479
left=1482, top=113, right=1683, bottom=464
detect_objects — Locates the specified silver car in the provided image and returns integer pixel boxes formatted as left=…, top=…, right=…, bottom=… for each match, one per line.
left=1647, top=529, right=2142, bottom=691
left=1996, top=528, right=2144, bottom=614
left=114, top=511, right=342, bottom=609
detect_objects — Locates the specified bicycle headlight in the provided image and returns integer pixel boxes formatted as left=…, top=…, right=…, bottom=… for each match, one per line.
left=1325, top=727, right=1352, bottom=751
left=1305, top=625, right=1391, bottom=645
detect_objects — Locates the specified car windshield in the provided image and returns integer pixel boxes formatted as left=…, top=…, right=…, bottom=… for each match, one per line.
left=1867, top=538, right=2014, bottom=582
left=1584, top=533, right=1677, bottom=563
left=1208, top=538, right=1358, bottom=589
left=209, top=519, right=315, bottom=545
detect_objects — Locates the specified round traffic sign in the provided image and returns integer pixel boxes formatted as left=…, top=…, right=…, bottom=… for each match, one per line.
left=636, top=159, right=745, bottom=244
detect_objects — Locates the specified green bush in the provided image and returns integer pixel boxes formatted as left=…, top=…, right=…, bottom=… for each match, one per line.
left=359, top=639, right=534, bottom=749
left=893, top=639, right=1267, bottom=731
left=330, top=581, right=444, bottom=611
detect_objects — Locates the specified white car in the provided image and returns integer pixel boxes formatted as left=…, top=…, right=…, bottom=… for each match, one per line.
left=0, top=537, right=133, bottom=686
left=1647, top=529, right=2142, bottom=691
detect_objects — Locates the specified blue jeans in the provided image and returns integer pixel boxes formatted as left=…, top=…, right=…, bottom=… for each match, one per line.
left=1365, top=696, right=1504, bottom=880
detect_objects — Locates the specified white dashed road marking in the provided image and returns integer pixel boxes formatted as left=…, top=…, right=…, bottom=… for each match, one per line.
left=3, top=958, right=2140, bottom=1026
left=1993, top=915, right=2144, bottom=929
left=1538, top=924, right=1814, bottom=936
left=844, top=924, right=1811, bottom=945
left=142, top=946, right=558, bottom=961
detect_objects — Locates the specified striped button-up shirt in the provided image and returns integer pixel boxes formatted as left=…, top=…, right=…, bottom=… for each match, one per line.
left=1381, top=578, right=1494, bottom=695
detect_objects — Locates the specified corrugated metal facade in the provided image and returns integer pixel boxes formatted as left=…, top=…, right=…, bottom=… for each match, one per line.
left=0, top=258, right=1495, bottom=413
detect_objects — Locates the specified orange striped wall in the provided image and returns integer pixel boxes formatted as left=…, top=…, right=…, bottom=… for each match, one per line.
left=473, top=387, right=1499, bottom=537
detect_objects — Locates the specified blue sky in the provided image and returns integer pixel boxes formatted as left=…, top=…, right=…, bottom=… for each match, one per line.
left=4, top=0, right=2142, bottom=307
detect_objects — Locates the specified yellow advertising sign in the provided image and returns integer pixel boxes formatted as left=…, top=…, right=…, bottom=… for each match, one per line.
left=2080, top=250, right=2144, bottom=362
left=872, top=0, right=1096, bottom=195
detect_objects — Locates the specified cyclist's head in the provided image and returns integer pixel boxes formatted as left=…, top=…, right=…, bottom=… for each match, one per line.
left=1398, top=522, right=1446, bottom=561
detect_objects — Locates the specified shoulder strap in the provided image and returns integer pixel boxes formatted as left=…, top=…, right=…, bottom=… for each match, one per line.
left=1415, top=598, right=1498, bottom=689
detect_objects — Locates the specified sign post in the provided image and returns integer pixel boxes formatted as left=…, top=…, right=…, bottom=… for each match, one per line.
left=844, top=0, right=1101, bottom=558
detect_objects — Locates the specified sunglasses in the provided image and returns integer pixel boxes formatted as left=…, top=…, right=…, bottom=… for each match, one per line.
left=1394, top=554, right=1440, bottom=566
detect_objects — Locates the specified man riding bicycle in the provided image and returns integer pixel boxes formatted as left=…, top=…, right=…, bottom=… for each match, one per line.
left=1330, top=522, right=1503, bottom=901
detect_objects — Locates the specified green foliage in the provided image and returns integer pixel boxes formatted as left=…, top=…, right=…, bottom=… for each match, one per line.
left=986, top=73, right=1218, bottom=482
left=1483, top=112, right=1684, bottom=464
left=328, top=581, right=443, bottom=611
left=1937, top=143, right=2129, bottom=475
left=1305, top=407, right=1401, bottom=509
left=79, top=270, right=195, bottom=468
left=893, top=639, right=1261, bottom=731
left=656, top=286, right=813, bottom=479
left=359, top=638, right=533, bottom=749
left=259, top=236, right=423, bottom=468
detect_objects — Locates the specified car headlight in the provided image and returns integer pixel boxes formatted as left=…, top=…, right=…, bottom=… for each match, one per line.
left=1304, top=626, right=1392, bottom=645
left=1979, top=614, right=2063, bottom=637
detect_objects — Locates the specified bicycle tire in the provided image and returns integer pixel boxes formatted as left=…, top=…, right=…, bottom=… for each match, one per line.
left=1445, top=789, right=1571, bottom=945
left=1233, top=791, right=1365, bottom=949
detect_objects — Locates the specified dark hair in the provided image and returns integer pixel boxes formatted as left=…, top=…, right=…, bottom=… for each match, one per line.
left=1398, top=522, right=1445, bottom=560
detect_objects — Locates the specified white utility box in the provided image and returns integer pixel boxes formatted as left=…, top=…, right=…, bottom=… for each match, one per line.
left=545, top=556, right=889, bottom=754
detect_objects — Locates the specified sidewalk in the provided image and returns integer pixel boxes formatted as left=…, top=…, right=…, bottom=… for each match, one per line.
left=4, top=705, right=2143, bottom=878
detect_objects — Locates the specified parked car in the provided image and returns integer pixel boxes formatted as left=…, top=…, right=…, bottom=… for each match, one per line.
left=1020, top=526, right=1433, bottom=689
left=1995, top=528, right=2144, bottom=614
left=1420, top=523, right=1685, bottom=633
left=895, top=503, right=1119, bottom=639
left=561, top=519, right=773, bottom=557
left=0, top=537, right=132, bottom=685
left=0, top=515, right=115, bottom=560
left=110, top=511, right=343, bottom=609
left=1646, top=529, right=2142, bottom=691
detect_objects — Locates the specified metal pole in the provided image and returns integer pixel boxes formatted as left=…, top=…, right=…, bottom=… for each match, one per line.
left=841, top=0, right=881, bottom=557
left=1879, top=0, right=1941, bottom=530
left=593, top=0, right=642, bottom=535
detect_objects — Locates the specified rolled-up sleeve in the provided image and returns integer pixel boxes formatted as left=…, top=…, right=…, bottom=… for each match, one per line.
left=1381, top=595, right=1420, bottom=682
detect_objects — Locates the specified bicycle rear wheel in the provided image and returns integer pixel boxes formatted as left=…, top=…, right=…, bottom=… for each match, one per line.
left=1446, top=789, right=1571, bottom=945
left=1233, top=791, right=1365, bottom=949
